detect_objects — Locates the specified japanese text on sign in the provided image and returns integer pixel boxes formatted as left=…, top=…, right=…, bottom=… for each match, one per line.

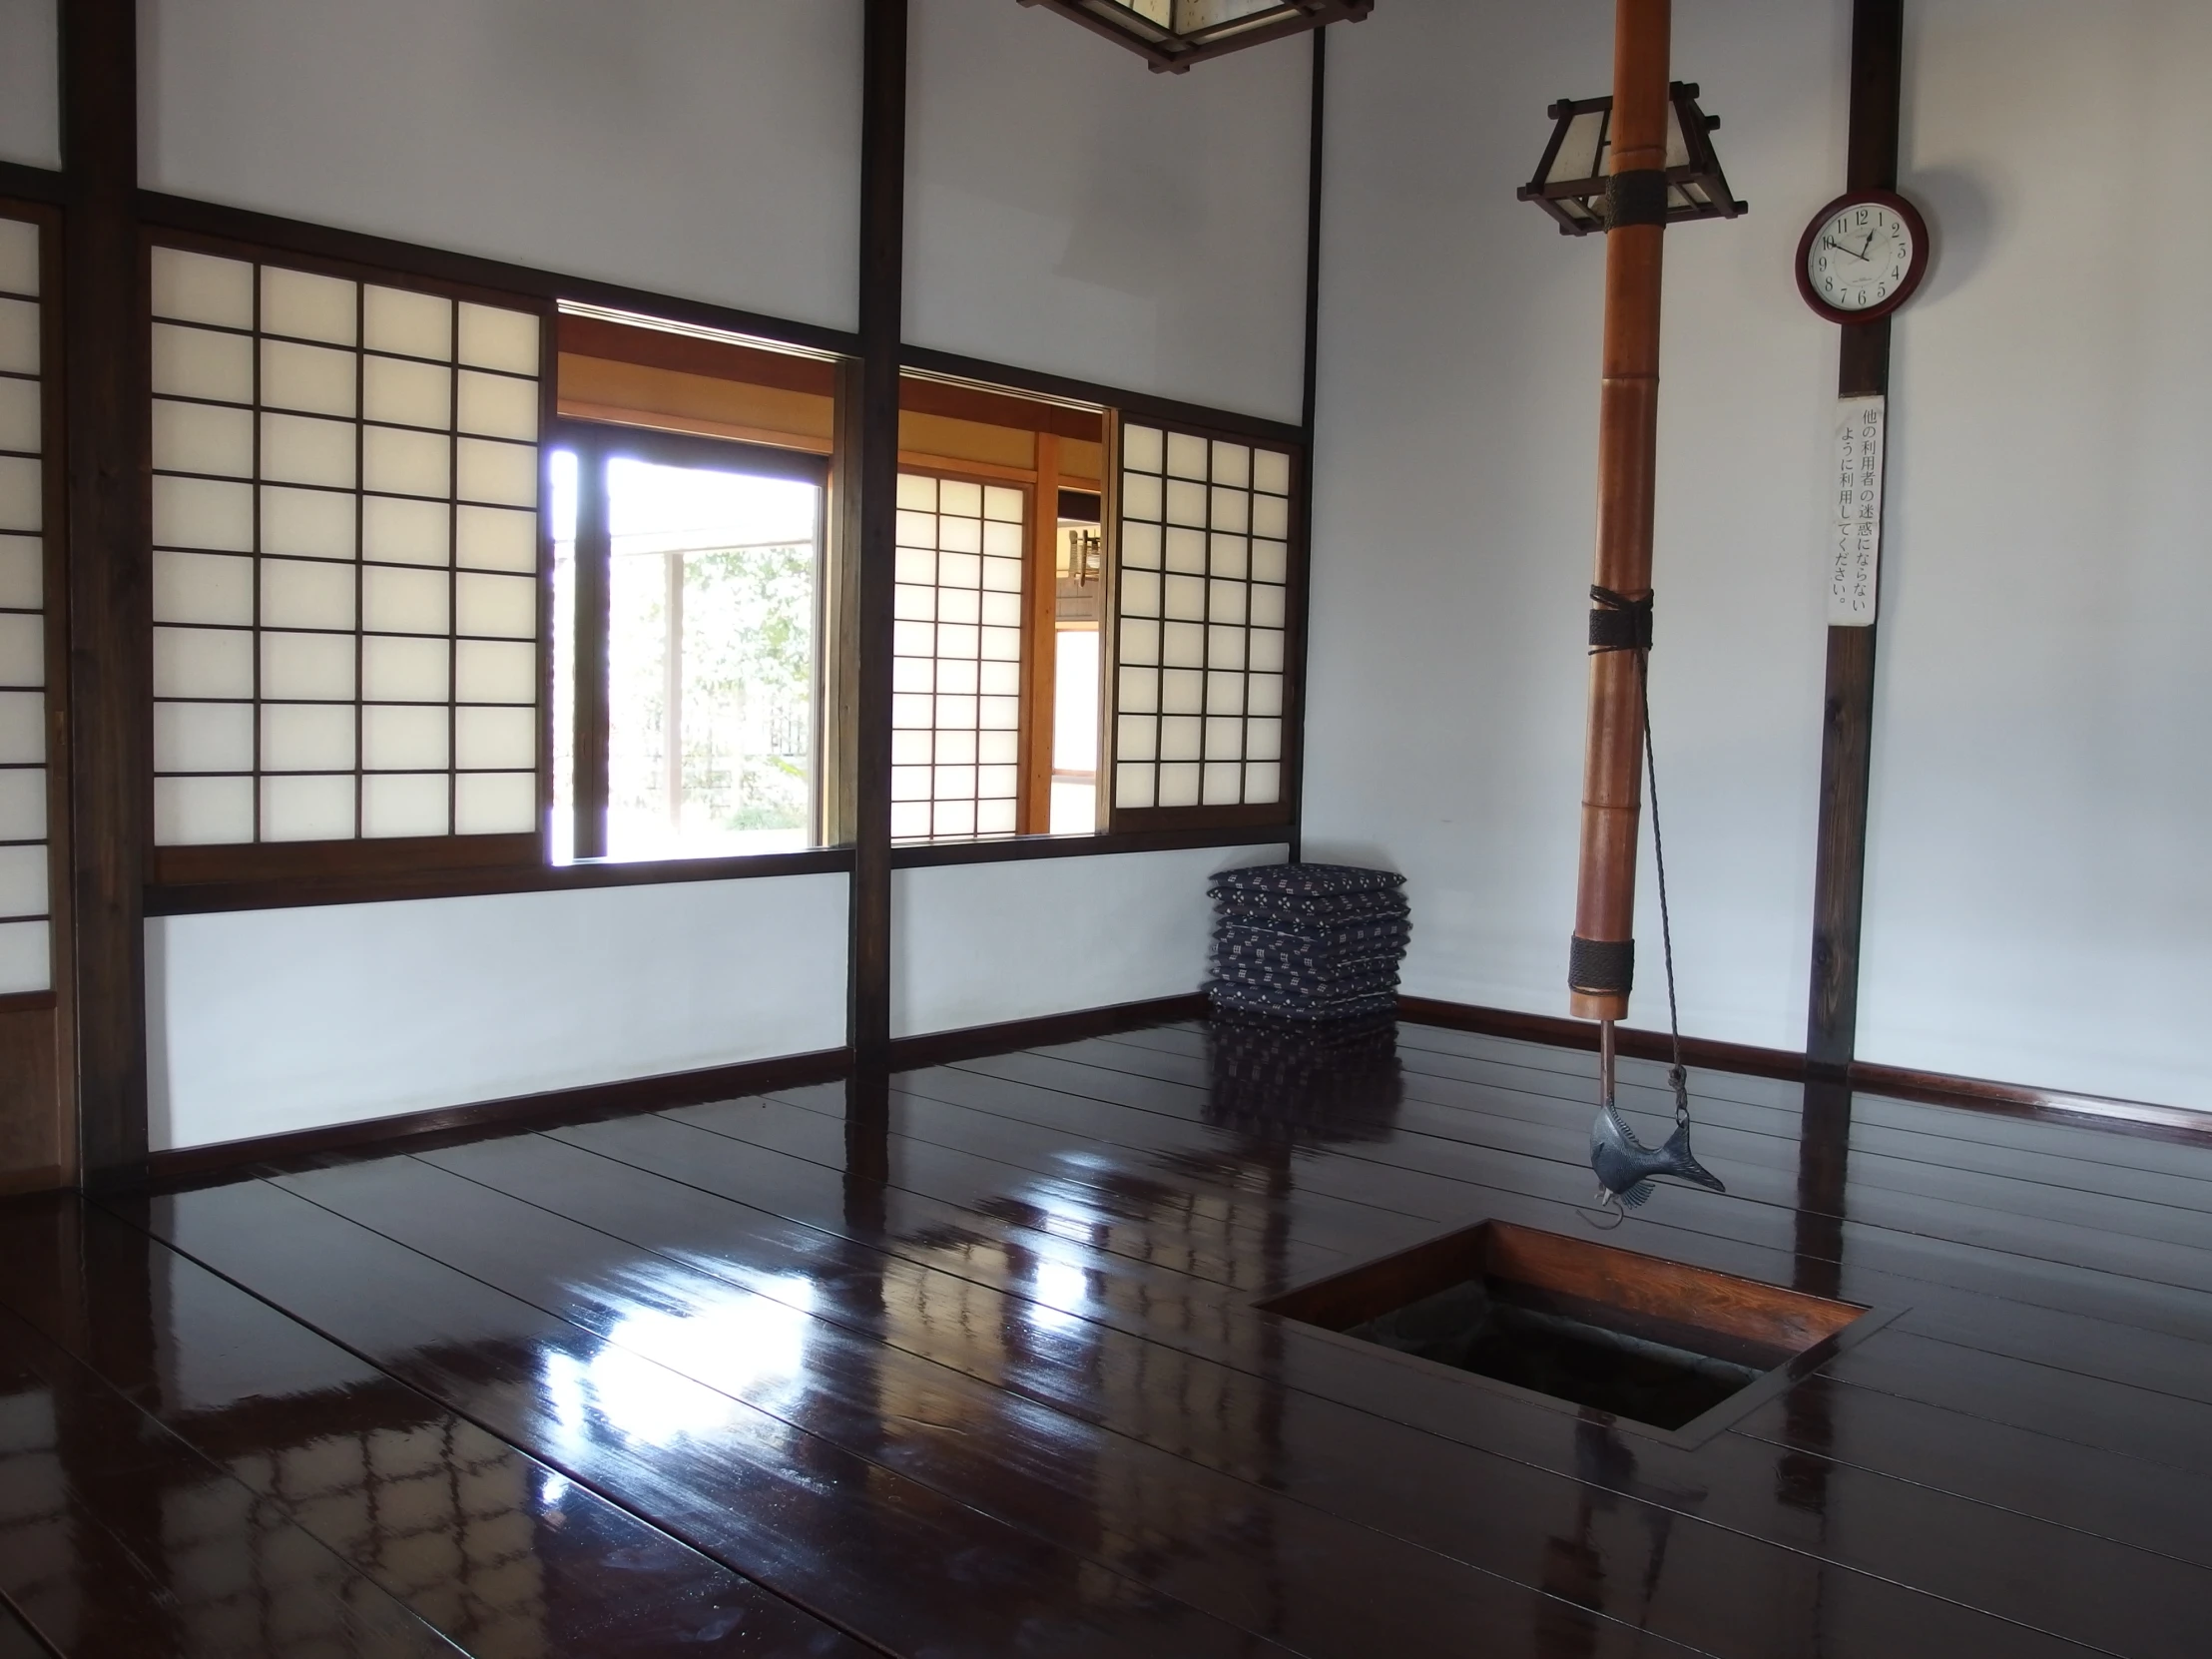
left=1829, top=395, right=1885, bottom=626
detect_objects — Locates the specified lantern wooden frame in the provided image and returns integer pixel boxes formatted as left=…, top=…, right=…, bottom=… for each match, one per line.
left=1016, top=0, right=1373, bottom=74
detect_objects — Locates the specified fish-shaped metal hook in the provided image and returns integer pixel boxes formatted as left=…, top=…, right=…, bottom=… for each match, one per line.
left=1590, top=1101, right=1726, bottom=1210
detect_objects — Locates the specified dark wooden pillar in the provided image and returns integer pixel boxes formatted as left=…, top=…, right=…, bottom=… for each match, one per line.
left=1805, top=0, right=1903, bottom=1069
left=62, top=0, right=151, bottom=1182
left=849, top=0, right=907, bottom=1070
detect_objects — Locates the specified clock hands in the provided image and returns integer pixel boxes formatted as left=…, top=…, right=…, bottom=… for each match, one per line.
left=1857, top=229, right=1879, bottom=260
left=1820, top=235, right=1870, bottom=263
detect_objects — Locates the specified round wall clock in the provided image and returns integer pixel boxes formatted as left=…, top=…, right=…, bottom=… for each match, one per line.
left=1796, top=190, right=1929, bottom=323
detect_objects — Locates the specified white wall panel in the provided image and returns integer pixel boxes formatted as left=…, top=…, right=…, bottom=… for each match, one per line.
left=141, top=0, right=862, bottom=329
left=1302, top=0, right=1846, bottom=1052
left=905, top=0, right=1311, bottom=422
left=147, top=872, right=849, bottom=1151
left=0, top=0, right=60, bottom=169
left=1857, top=0, right=2212, bottom=1108
left=892, top=843, right=1284, bottom=1038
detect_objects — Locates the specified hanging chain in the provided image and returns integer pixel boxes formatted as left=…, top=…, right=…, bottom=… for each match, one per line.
left=1635, top=649, right=1691, bottom=1126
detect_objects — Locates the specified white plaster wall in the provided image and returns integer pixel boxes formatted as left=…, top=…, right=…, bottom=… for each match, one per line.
left=1855, top=0, right=2212, bottom=1108
left=140, top=0, right=863, bottom=329
left=0, top=0, right=60, bottom=169
left=1302, top=0, right=1847, bottom=1052
left=147, top=873, right=848, bottom=1151
left=904, top=0, right=1312, bottom=422
left=891, top=843, right=1285, bottom=1038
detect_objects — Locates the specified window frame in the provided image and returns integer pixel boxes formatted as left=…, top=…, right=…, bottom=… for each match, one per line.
left=131, top=218, right=1306, bottom=913
left=1101, top=407, right=1306, bottom=835
left=553, top=417, right=834, bottom=863
left=0, top=198, right=67, bottom=1012
left=141, top=227, right=558, bottom=888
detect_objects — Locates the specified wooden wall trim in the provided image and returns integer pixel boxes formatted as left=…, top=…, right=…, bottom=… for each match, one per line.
left=0, top=161, right=66, bottom=206
left=140, top=1047, right=855, bottom=1188
left=1845, top=1061, right=2212, bottom=1147
left=63, top=0, right=152, bottom=1181
left=1805, top=0, right=1903, bottom=1068
left=146, top=847, right=857, bottom=917
left=1395, top=994, right=2211, bottom=1145
left=1396, top=996, right=1810, bottom=1084
left=849, top=0, right=908, bottom=1068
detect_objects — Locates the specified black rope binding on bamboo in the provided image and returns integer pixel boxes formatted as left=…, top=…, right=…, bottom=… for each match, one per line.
left=1605, top=168, right=1669, bottom=230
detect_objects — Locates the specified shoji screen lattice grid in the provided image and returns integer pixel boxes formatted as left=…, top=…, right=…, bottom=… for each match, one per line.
left=1112, top=423, right=1291, bottom=813
left=0, top=216, right=48, bottom=993
left=149, top=247, right=544, bottom=847
left=891, top=474, right=1025, bottom=840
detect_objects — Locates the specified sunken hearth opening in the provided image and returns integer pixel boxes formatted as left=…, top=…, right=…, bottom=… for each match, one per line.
left=1261, top=1220, right=1874, bottom=1436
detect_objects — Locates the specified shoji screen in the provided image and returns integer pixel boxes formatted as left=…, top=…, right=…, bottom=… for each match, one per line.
left=891, top=473, right=1026, bottom=840
left=1110, top=422, right=1294, bottom=818
left=0, top=213, right=49, bottom=993
left=148, top=245, right=546, bottom=858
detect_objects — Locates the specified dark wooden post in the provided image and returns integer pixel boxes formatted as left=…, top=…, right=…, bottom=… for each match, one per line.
left=1569, top=0, right=1670, bottom=1041
left=1806, top=0, right=1903, bottom=1070
left=63, top=0, right=152, bottom=1182
left=848, top=0, right=906, bottom=1070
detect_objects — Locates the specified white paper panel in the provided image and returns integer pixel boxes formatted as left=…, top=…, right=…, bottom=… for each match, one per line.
left=362, top=704, right=449, bottom=771
left=263, top=774, right=356, bottom=840
left=365, top=496, right=450, bottom=566
left=0, top=768, right=44, bottom=840
left=155, top=776, right=255, bottom=844
left=364, top=286, right=452, bottom=360
left=144, top=0, right=863, bottom=329
left=153, top=399, right=255, bottom=477
left=0, top=842, right=44, bottom=916
left=155, top=701, right=255, bottom=774
left=152, top=249, right=255, bottom=328
left=0, top=690, right=43, bottom=764
left=153, top=324, right=255, bottom=404
left=362, top=773, right=449, bottom=838
left=0, top=535, right=38, bottom=609
left=454, top=770, right=535, bottom=834
left=0, top=377, right=39, bottom=452
left=0, top=920, right=49, bottom=996
left=0, top=459, right=35, bottom=542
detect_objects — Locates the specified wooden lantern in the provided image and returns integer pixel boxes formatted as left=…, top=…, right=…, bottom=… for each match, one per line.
left=1017, top=0, right=1373, bottom=73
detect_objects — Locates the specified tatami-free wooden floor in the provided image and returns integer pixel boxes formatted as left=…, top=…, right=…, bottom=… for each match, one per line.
left=2, top=1018, right=2209, bottom=1656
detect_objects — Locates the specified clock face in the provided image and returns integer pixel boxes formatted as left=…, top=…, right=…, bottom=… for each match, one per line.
left=1797, top=191, right=1929, bottom=324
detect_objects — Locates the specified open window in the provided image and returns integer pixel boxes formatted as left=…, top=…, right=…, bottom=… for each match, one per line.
left=889, top=374, right=1303, bottom=844
left=892, top=375, right=1106, bottom=842
left=550, top=312, right=840, bottom=862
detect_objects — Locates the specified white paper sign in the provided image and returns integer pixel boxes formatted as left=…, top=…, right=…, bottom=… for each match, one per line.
left=1829, top=394, right=1886, bottom=626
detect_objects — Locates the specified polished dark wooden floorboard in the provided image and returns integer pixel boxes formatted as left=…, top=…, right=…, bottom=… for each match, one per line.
left=3, top=1018, right=2208, bottom=1655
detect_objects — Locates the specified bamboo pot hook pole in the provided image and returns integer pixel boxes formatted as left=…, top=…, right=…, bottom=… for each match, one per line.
left=1570, top=0, right=1671, bottom=1091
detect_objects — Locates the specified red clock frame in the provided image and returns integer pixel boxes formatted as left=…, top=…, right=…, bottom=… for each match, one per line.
left=1796, top=189, right=1930, bottom=325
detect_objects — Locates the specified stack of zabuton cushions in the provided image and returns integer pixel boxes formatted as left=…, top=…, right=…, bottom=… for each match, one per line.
left=1206, top=863, right=1409, bottom=1020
